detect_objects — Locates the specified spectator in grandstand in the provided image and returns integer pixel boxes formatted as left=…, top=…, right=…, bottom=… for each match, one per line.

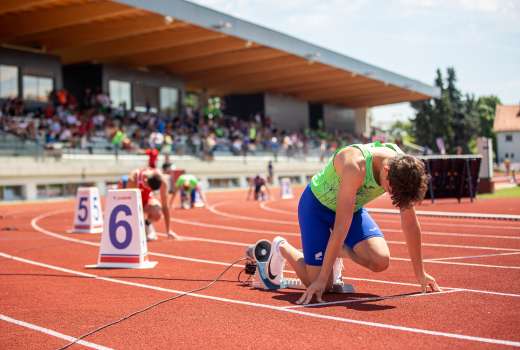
left=248, top=141, right=440, bottom=304
left=169, top=173, right=207, bottom=209
left=149, top=129, right=164, bottom=150
left=120, top=167, right=177, bottom=241
left=246, top=174, right=270, bottom=201
left=267, top=161, right=274, bottom=185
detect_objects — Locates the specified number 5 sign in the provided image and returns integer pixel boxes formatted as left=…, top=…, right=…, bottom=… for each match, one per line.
left=87, top=189, right=157, bottom=269
left=72, top=187, right=103, bottom=233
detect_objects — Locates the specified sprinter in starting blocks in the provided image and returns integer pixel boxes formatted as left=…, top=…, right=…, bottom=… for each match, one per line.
left=72, top=187, right=103, bottom=233
left=120, top=167, right=177, bottom=241
left=169, top=174, right=207, bottom=209
left=87, top=189, right=157, bottom=269
left=245, top=141, right=441, bottom=305
left=246, top=174, right=270, bottom=201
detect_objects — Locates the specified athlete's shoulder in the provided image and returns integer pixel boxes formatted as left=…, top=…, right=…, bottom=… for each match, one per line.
left=335, top=147, right=364, bottom=180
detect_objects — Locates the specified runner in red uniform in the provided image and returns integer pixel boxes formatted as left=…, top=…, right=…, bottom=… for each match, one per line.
left=123, top=167, right=178, bottom=241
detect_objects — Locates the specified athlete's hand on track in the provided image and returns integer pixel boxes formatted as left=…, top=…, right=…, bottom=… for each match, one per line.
left=418, top=272, right=441, bottom=293
left=167, top=230, right=180, bottom=240
left=296, top=279, right=327, bottom=305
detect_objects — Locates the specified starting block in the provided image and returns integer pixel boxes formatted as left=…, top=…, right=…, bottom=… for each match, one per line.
left=280, top=178, right=294, bottom=199
left=72, top=187, right=103, bottom=234
left=86, top=189, right=157, bottom=269
left=246, top=240, right=354, bottom=293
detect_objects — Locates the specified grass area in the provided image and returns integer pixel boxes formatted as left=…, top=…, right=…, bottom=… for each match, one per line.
left=479, top=185, right=520, bottom=199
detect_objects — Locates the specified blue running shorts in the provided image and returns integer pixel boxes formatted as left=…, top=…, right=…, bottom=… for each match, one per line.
left=298, top=185, right=384, bottom=266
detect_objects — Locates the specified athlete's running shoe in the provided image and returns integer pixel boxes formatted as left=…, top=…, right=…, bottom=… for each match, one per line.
left=145, top=223, right=158, bottom=241
left=249, top=236, right=287, bottom=289
left=332, top=258, right=344, bottom=286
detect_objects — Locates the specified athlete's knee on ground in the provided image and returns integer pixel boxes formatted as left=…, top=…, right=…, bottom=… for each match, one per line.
left=145, top=200, right=162, bottom=222
left=369, top=253, right=390, bottom=272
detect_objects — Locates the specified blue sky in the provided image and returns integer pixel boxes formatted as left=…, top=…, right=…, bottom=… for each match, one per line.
left=191, top=0, right=520, bottom=127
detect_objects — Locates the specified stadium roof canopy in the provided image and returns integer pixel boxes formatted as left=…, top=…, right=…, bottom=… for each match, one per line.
left=0, top=0, right=439, bottom=108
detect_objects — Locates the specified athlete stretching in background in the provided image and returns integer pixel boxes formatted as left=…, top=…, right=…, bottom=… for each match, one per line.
left=250, top=141, right=441, bottom=304
left=122, top=167, right=178, bottom=241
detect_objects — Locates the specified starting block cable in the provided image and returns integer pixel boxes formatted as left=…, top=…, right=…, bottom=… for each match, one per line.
left=57, top=257, right=249, bottom=350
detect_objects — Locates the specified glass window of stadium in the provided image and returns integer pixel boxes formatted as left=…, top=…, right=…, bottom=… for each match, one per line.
left=134, top=83, right=158, bottom=113
left=109, top=80, right=131, bottom=110
left=160, top=87, right=179, bottom=114
left=0, top=65, right=19, bottom=98
left=23, top=75, right=53, bottom=102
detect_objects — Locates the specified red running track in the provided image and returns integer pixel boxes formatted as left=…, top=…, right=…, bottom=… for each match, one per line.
left=1, top=189, right=519, bottom=349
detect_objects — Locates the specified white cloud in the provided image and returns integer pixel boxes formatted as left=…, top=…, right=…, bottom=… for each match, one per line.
left=397, top=0, right=519, bottom=14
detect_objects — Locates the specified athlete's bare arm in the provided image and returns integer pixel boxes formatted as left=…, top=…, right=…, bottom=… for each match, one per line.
left=125, top=170, right=139, bottom=188
left=169, top=183, right=179, bottom=209
left=246, top=180, right=253, bottom=200
left=297, top=148, right=364, bottom=304
left=400, top=206, right=441, bottom=292
left=160, top=177, right=177, bottom=238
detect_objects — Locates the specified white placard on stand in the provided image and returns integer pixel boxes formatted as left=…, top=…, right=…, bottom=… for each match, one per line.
left=72, top=187, right=103, bottom=234
left=86, top=189, right=157, bottom=269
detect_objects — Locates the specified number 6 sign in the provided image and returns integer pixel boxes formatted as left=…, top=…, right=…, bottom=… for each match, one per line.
left=87, top=189, right=157, bottom=269
left=72, top=187, right=103, bottom=233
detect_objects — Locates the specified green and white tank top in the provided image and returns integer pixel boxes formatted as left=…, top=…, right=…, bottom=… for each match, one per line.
left=310, top=141, right=403, bottom=212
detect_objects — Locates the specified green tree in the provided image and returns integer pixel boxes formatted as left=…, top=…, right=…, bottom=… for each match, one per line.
left=476, top=95, right=501, bottom=154
left=411, top=67, right=483, bottom=154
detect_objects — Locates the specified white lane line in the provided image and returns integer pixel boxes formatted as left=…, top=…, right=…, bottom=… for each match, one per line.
left=283, top=289, right=463, bottom=309
left=369, top=208, right=520, bottom=221
left=0, top=313, right=112, bottom=350
left=182, top=209, right=520, bottom=253
left=259, top=201, right=520, bottom=232
left=2, top=252, right=520, bottom=349
left=158, top=232, right=250, bottom=247
left=161, top=231, right=520, bottom=270
left=427, top=252, right=520, bottom=262
left=171, top=217, right=299, bottom=237
left=217, top=202, right=520, bottom=242
left=30, top=211, right=520, bottom=297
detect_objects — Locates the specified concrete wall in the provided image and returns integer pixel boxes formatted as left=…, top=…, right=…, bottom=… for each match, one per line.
left=355, top=108, right=371, bottom=137
left=102, top=65, right=183, bottom=94
left=0, top=47, right=62, bottom=108
left=323, top=104, right=355, bottom=132
left=102, top=64, right=184, bottom=111
left=0, top=154, right=322, bottom=200
left=265, top=93, right=308, bottom=131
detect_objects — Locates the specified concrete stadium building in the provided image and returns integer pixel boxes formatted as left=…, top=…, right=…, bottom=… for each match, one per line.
left=0, top=0, right=439, bottom=200
left=0, top=0, right=437, bottom=134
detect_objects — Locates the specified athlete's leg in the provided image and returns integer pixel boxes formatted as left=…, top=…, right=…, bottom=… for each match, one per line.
left=279, top=241, right=334, bottom=287
left=342, top=237, right=390, bottom=272
left=144, top=198, right=162, bottom=223
left=190, top=188, right=196, bottom=207
left=278, top=241, right=310, bottom=285
left=289, top=185, right=337, bottom=287
left=341, top=209, right=389, bottom=272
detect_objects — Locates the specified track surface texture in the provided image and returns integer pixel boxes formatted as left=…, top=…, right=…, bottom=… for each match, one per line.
left=1, top=187, right=519, bottom=349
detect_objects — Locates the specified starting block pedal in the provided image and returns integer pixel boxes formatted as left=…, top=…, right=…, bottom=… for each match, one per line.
left=86, top=189, right=157, bottom=269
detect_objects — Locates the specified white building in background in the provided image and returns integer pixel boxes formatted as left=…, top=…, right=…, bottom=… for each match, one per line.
left=493, top=105, right=520, bottom=167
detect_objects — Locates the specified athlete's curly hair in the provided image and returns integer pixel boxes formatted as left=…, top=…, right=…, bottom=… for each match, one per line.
left=387, top=155, right=429, bottom=210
